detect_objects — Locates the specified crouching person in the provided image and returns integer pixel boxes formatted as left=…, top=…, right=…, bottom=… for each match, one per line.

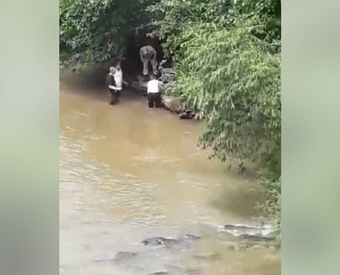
left=147, top=74, right=163, bottom=108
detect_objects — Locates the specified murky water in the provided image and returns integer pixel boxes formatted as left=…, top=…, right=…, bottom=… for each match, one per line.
left=60, top=82, right=281, bottom=275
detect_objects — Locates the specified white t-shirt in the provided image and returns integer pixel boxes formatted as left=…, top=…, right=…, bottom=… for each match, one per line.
left=147, top=79, right=160, bottom=94
left=114, top=69, right=123, bottom=89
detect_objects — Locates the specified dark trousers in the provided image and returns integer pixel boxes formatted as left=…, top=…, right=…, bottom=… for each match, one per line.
left=108, top=89, right=121, bottom=105
left=147, top=93, right=162, bottom=108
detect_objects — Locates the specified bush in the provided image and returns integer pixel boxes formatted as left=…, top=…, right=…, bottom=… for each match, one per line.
left=165, top=21, right=281, bottom=178
left=256, top=176, right=281, bottom=243
left=150, top=2, right=281, bottom=239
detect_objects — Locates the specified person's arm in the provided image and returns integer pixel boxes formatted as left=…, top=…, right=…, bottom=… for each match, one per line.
left=119, top=70, right=128, bottom=87
left=107, top=74, right=118, bottom=90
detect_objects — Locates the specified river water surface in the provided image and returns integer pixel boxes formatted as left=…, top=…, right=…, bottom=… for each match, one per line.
left=59, top=82, right=281, bottom=275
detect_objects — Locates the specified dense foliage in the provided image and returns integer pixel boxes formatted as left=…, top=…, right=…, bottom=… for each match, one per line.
left=148, top=0, right=280, bottom=57
left=147, top=0, right=281, bottom=239
left=60, top=0, right=156, bottom=61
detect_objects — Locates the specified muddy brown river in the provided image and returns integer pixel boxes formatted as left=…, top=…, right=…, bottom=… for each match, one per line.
left=59, top=81, right=281, bottom=275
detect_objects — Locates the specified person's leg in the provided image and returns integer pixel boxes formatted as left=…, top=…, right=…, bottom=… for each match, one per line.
left=114, top=91, right=119, bottom=103
left=155, top=93, right=162, bottom=107
left=140, top=55, right=149, bottom=76
left=109, top=90, right=115, bottom=105
left=148, top=94, right=154, bottom=108
left=153, top=93, right=159, bottom=107
left=150, top=58, right=158, bottom=76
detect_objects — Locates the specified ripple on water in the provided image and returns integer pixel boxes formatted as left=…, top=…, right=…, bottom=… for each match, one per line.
left=60, top=133, right=167, bottom=226
left=59, top=116, right=280, bottom=275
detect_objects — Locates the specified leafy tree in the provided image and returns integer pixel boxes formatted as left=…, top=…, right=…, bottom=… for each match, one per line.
left=148, top=0, right=281, bottom=58
left=166, top=20, right=281, bottom=178
left=60, top=0, right=157, bottom=61
left=148, top=0, right=281, bottom=238
left=235, top=0, right=281, bottom=40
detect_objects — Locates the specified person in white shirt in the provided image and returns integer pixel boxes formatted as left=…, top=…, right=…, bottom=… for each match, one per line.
left=147, top=74, right=163, bottom=108
left=106, top=64, right=128, bottom=105
left=113, top=64, right=128, bottom=90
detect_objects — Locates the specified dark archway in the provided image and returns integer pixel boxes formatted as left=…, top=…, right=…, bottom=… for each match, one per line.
left=122, top=28, right=164, bottom=76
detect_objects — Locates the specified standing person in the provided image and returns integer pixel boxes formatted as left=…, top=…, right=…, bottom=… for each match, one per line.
left=147, top=74, right=163, bottom=108
left=113, top=64, right=128, bottom=91
left=106, top=66, right=120, bottom=105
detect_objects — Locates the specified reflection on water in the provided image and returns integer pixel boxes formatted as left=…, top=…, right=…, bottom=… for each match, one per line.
left=60, top=84, right=280, bottom=274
